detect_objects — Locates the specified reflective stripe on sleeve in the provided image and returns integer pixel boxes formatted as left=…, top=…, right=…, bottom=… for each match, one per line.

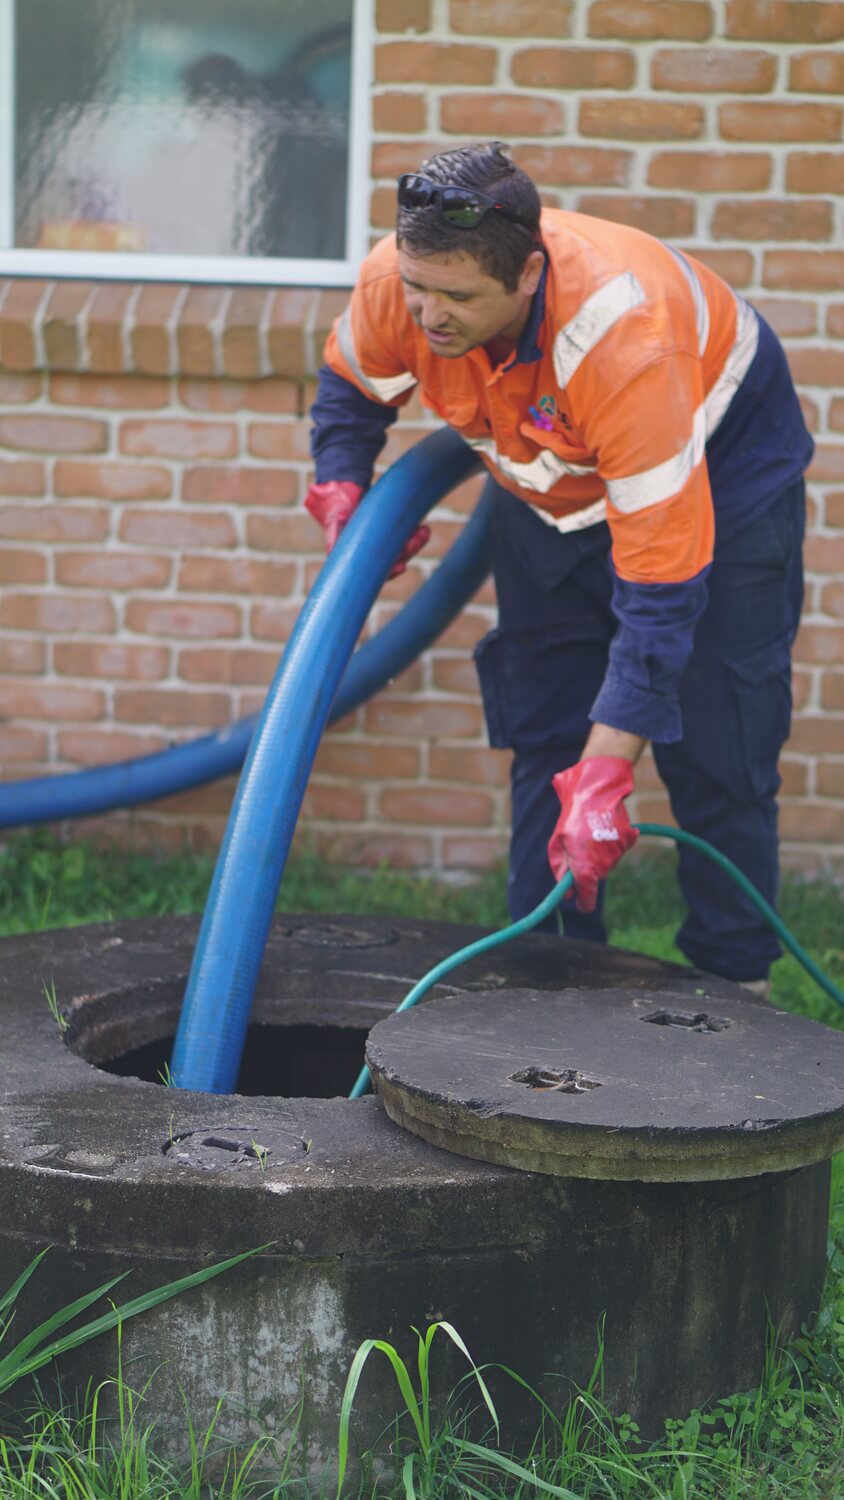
left=704, top=297, right=759, bottom=439
left=606, top=405, right=707, bottom=515
left=336, top=307, right=417, bottom=403
left=533, top=497, right=608, bottom=533
left=553, top=272, right=647, bottom=388
left=667, top=246, right=710, bottom=357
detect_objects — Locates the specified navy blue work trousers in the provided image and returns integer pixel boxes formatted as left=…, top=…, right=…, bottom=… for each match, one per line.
left=473, top=478, right=806, bottom=983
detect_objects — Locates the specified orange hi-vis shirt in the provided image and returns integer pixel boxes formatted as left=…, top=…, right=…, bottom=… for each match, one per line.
left=324, top=209, right=760, bottom=588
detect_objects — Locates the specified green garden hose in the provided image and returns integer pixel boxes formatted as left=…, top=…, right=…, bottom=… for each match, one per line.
left=348, top=821, right=844, bottom=1100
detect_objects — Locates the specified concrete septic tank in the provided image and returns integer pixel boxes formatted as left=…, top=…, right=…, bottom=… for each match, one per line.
left=0, top=911, right=842, bottom=1476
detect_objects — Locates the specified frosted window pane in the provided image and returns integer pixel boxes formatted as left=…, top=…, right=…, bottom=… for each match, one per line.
left=14, top=0, right=352, bottom=260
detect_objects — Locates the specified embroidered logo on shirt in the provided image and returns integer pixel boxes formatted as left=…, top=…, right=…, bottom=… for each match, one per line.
left=529, top=395, right=571, bottom=432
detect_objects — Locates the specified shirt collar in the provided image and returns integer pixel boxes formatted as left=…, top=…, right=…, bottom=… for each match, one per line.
left=502, top=252, right=547, bottom=372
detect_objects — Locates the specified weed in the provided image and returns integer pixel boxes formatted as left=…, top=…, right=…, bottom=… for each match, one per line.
left=41, top=975, right=68, bottom=1034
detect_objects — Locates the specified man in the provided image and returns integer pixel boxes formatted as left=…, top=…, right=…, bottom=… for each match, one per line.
left=306, top=142, right=813, bottom=992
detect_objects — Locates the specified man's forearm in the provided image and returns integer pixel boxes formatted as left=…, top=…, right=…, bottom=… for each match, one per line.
left=581, top=723, right=647, bottom=764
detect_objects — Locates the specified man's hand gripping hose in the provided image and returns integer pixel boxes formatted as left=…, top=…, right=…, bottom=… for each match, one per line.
left=305, top=480, right=430, bottom=580
left=349, top=820, right=844, bottom=1099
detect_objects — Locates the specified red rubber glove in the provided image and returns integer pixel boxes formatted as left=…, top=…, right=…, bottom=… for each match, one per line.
left=547, top=756, right=639, bottom=913
left=304, top=480, right=430, bottom=579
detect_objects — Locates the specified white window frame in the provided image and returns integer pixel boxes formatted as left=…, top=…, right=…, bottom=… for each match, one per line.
left=0, top=0, right=371, bottom=286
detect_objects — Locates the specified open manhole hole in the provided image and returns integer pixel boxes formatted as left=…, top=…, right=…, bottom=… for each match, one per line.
left=641, top=1010, right=731, bottom=1034
left=88, top=1022, right=369, bottom=1098
left=509, top=1066, right=602, bottom=1093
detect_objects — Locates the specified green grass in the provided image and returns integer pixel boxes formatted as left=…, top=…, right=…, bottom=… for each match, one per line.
left=0, top=829, right=842, bottom=1497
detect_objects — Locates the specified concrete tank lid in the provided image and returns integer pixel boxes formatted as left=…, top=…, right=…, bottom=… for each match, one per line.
left=366, top=985, right=844, bottom=1182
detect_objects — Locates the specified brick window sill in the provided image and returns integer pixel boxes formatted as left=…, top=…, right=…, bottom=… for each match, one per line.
left=0, top=279, right=350, bottom=380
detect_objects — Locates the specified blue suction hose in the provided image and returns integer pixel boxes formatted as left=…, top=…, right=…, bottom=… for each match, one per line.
left=349, top=822, right=844, bottom=1099
left=0, top=445, right=489, bottom=830
left=170, top=429, right=482, bottom=1092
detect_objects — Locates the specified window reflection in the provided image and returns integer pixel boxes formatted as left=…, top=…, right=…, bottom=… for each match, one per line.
left=14, top=0, right=352, bottom=260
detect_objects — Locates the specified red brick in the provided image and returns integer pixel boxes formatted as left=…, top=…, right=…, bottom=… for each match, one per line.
left=373, top=92, right=427, bottom=132
left=516, top=143, right=633, bottom=188
left=86, top=283, right=135, bottom=373
left=119, top=419, right=238, bottom=461
left=652, top=46, right=776, bottom=91
left=826, top=305, right=844, bottom=338
left=808, top=446, right=844, bottom=483
left=0, top=459, right=45, bottom=497
left=49, top=373, right=170, bottom=409
left=54, top=642, right=171, bottom=680
left=815, top=763, right=844, bottom=798
left=763, top=252, right=844, bottom=291
left=726, top=2, right=844, bottom=43
left=442, top=833, right=508, bottom=870
left=114, top=688, right=232, bottom=727
left=177, top=647, right=280, bottom=686
left=379, top=785, right=494, bottom=825
left=582, top=97, right=705, bottom=140
left=375, top=41, right=497, bottom=84
left=719, top=102, right=843, bottom=141
left=786, top=152, right=844, bottom=194
left=0, top=280, right=49, bottom=369
left=0, top=413, right=108, bottom=453
left=57, top=729, right=169, bottom=765
left=302, top=783, right=367, bottom=822
left=821, top=674, right=844, bottom=710
left=431, top=657, right=482, bottom=694
left=0, top=682, right=105, bottom=721
left=798, top=392, right=820, bottom=430
left=250, top=601, right=303, bottom=642
left=831, top=400, right=844, bottom=433
left=0, top=504, right=107, bottom=542
left=371, top=185, right=400, bottom=229
left=429, top=744, right=510, bottom=786
left=266, top=290, right=314, bottom=378
left=317, top=830, right=435, bottom=868
left=177, top=557, right=296, bottom=594
left=577, top=194, right=696, bottom=237
left=364, top=696, right=483, bottom=739
left=222, top=288, right=270, bottom=380
left=511, top=45, right=634, bottom=89
left=246, top=512, right=319, bottom=553
left=125, top=598, right=242, bottom=640
left=440, top=93, right=565, bottom=136
left=685, top=247, right=755, bottom=286
left=313, top=739, right=421, bottom=780
left=54, top=459, right=172, bottom=501
left=794, top=624, right=844, bottom=664
left=0, top=548, right=46, bottom=584
left=377, top=0, right=431, bottom=29
left=778, top=758, right=809, bottom=797
left=823, top=491, right=844, bottom=527
left=820, top=581, right=844, bottom=622
left=0, top=725, right=48, bottom=760
left=0, top=637, right=45, bottom=674
left=0, top=593, right=116, bottom=634
left=55, top=551, right=172, bottom=590
left=750, top=298, right=817, bottom=337
left=247, top=422, right=310, bottom=463
left=451, top=0, right=572, bottom=33
left=176, top=287, right=228, bottom=376
left=789, top=50, right=844, bottom=92
left=131, top=284, right=182, bottom=375
left=803, top=536, right=844, bottom=572
left=181, top=465, right=298, bottom=506
left=372, top=140, right=439, bottom=177
left=118, top=508, right=237, bottom=549
left=313, top=290, right=351, bottom=353
left=0, top=374, right=41, bottom=403
left=787, top=349, right=844, bottom=386
left=42, top=281, right=96, bottom=367
left=712, top=199, right=833, bottom=241
left=589, top=1, right=713, bottom=39
left=648, top=151, right=771, bottom=192
left=779, top=802, right=844, bottom=843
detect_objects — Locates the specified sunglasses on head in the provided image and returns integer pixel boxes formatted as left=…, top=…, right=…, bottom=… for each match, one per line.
left=397, top=173, right=537, bottom=232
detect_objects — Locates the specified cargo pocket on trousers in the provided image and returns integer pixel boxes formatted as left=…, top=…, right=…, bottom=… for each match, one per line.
left=724, top=640, right=792, bottom=803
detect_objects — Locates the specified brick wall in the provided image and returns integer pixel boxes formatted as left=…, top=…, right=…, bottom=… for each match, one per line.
left=2, top=0, right=844, bottom=872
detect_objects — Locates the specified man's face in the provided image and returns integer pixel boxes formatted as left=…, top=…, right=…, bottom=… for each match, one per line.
left=397, top=246, right=543, bottom=359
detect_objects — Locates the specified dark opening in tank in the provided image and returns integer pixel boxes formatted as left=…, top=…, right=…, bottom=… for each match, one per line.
left=97, top=1023, right=369, bottom=1098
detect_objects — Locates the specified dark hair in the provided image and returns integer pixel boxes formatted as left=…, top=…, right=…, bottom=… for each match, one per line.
left=395, top=142, right=542, bottom=292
